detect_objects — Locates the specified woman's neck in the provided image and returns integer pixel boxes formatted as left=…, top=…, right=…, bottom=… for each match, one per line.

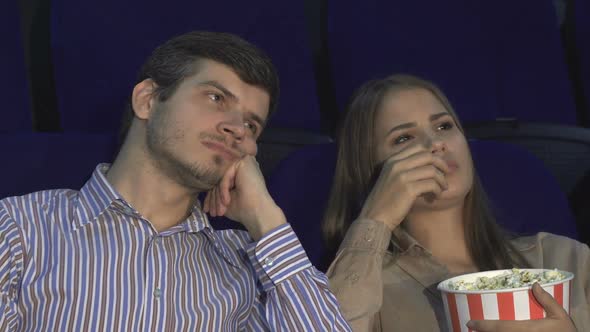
left=404, top=206, right=478, bottom=274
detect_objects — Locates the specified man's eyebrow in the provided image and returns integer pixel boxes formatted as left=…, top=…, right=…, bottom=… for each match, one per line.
left=198, top=80, right=238, bottom=101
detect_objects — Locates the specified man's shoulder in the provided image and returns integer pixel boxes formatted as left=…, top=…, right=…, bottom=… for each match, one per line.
left=0, top=188, right=80, bottom=225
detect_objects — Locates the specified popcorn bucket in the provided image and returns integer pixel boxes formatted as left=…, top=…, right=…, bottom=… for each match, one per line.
left=437, top=269, right=574, bottom=332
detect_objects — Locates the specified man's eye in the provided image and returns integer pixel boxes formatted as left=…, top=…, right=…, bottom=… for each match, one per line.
left=208, top=93, right=223, bottom=102
left=394, top=135, right=412, bottom=145
left=244, top=122, right=258, bottom=135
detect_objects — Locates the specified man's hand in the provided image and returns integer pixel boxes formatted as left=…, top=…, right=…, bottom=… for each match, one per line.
left=203, top=155, right=286, bottom=240
left=466, top=283, right=577, bottom=332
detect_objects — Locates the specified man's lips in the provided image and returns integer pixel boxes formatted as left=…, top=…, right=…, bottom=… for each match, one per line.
left=202, top=141, right=240, bottom=161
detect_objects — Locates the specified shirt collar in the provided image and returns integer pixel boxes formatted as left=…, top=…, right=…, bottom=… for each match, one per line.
left=391, top=226, right=424, bottom=253
left=185, top=200, right=214, bottom=233
left=72, top=164, right=242, bottom=267
left=508, top=234, right=537, bottom=252
left=72, top=163, right=123, bottom=230
left=390, top=227, right=452, bottom=300
left=185, top=202, right=242, bottom=268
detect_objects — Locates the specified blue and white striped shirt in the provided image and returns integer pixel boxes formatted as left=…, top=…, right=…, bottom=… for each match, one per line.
left=0, top=164, right=351, bottom=331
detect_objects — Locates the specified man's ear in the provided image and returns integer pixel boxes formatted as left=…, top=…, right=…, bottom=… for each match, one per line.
left=131, top=79, right=158, bottom=120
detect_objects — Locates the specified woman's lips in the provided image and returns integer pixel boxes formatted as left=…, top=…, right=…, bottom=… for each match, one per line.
left=445, top=160, right=459, bottom=173
left=202, top=141, right=240, bottom=161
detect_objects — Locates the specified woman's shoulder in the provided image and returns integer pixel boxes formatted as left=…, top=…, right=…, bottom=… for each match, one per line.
left=511, top=232, right=586, bottom=251
left=511, top=232, right=590, bottom=267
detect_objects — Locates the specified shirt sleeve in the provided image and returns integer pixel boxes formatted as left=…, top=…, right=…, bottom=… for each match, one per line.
left=0, top=207, right=25, bottom=331
left=243, top=223, right=351, bottom=331
left=326, top=218, right=392, bottom=332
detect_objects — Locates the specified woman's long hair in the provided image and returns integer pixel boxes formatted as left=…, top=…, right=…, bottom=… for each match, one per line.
left=322, top=74, right=528, bottom=270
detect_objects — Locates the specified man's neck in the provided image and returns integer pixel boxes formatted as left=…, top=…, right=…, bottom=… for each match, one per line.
left=106, top=145, right=198, bottom=232
left=405, top=206, right=477, bottom=274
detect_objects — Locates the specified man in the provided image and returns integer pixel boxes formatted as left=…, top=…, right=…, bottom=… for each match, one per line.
left=0, top=31, right=351, bottom=331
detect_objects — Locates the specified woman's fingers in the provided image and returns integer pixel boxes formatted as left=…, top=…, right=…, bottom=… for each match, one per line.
left=386, top=150, right=450, bottom=176
left=409, top=178, right=444, bottom=199
left=399, top=165, right=448, bottom=191
left=531, top=283, right=569, bottom=319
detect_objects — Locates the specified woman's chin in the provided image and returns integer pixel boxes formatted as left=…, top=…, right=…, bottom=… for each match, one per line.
left=414, top=189, right=466, bottom=211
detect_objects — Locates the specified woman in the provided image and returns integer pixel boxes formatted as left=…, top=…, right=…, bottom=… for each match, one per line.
left=324, top=74, right=590, bottom=331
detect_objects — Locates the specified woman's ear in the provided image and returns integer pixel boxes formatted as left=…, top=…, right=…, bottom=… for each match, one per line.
left=131, top=79, right=158, bottom=120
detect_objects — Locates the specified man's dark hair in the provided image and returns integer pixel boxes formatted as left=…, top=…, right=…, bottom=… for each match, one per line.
left=119, top=31, right=279, bottom=141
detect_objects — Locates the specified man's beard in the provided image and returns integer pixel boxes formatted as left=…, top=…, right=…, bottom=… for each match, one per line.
left=145, top=106, right=223, bottom=191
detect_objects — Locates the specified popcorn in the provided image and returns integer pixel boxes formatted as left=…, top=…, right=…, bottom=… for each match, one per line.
left=448, top=268, right=566, bottom=291
left=438, top=269, right=574, bottom=332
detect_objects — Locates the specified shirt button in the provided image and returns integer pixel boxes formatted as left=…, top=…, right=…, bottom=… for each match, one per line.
left=364, top=227, right=374, bottom=242
left=154, top=237, right=160, bottom=245
left=123, top=206, right=135, bottom=215
left=153, top=287, right=162, bottom=298
left=263, top=257, right=275, bottom=267
left=346, top=272, right=360, bottom=284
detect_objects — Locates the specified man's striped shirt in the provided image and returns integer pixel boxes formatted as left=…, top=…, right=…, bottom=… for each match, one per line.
left=0, top=164, right=350, bottom=331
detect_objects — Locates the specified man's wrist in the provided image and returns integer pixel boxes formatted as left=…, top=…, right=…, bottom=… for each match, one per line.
left=245, top=223, right=312, bottom=290
left=246, top=204, right=287, bottom=241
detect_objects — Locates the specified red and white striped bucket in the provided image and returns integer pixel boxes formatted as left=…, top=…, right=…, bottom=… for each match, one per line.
left=437, top=269, right=574, bottom=332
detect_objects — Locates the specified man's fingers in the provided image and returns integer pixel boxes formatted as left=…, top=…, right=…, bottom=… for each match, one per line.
left=213, top=188, right=220, bottom=217
left=219, top=163, right=238, bottom=205
left=215, top=187, right=227, bottom=216
left=532, top=283, right=568, bottom=319
left=203, top=191, right=211, bottom=213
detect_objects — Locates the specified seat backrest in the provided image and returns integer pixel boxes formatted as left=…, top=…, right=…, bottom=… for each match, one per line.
left=468, top=139, right=578, bottom=240
left=466, top=121, right=590, bottom=195
left=476, top=0, right=577, bottom=124
left=327, top=0, right=499, bottom=125
left=574, top=0, right=590, bottom=122
left=267, top=140, right=578, bottom=269
left=0, top=133, right=118, bottom=199
left=0, top=0, right=32, bottom=131
left=51, top=0, right=320, bottom=133
left=327, top=0, right=577, bottom=124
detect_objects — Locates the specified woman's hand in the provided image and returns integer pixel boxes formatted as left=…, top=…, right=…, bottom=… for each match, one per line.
left=466, top=283, right=577, bottom=332
left=358, top=142, right=449, bottom=231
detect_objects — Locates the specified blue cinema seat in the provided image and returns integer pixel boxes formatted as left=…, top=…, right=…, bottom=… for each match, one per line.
left=0, top=133, right=118, bottom=199
left=50, top=0, right=320, bottom=133
left=1, top=0, right=32, bottom=131
left=574, top=0, right=590, bottom=122
left=327, top=0, right=577, bottom=124
left=267, top=140, right=579, bottom=270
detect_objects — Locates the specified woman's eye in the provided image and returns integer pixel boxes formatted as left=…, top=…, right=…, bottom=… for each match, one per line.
left=244, top=122, right=258, bottom=135
left=394, top=135, right=412, bottom=145
left=437, top=121, right=454, bottom=131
